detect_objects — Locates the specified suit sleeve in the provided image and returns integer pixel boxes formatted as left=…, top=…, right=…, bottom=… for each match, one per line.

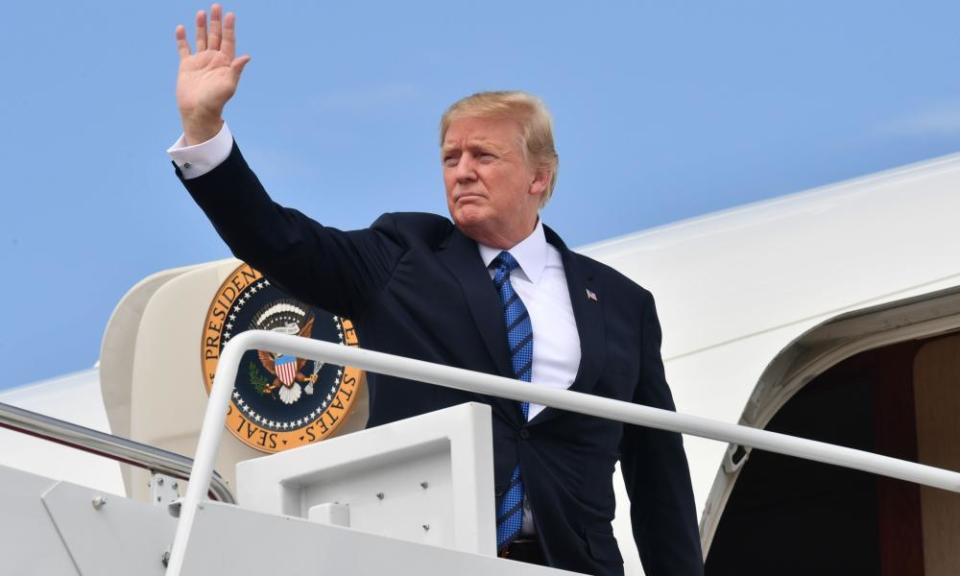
left=620, top=292, right=704, bottom=576
left=177, top=141, right=404, bottom=319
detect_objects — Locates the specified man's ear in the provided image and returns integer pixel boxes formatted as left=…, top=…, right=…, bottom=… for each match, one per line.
left=528, top=165, right=551, bottom=199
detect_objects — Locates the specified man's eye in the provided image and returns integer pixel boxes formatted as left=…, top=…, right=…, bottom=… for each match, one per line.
left=478, top=153, right=496, bottom=161
left=443, top=156, right=458, bottom=166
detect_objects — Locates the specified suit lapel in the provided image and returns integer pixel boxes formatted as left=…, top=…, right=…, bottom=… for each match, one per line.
left=437, top=229, right=523, bottom=425
left=530, top=226, right=607, bottom=426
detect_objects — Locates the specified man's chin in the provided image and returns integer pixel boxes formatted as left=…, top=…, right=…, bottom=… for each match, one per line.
left=451, top=206, right=484, bottom=229
left=451, top=212, right=492, bottom=243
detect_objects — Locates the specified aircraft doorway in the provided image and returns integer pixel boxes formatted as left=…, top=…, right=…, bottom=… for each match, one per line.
left=706, top=333, right=960, bottom=576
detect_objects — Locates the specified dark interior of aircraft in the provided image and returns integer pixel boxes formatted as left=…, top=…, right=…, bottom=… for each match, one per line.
left=706, top=334, right=960, bottom=576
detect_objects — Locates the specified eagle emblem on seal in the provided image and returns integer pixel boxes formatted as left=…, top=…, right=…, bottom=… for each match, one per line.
left=256, top=315, right=320, bottom=405
left=202, top=263, right=362, bottom=453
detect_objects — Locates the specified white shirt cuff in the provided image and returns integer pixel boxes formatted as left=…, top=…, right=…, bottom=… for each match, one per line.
left=167, top=122, right=234, bottom=180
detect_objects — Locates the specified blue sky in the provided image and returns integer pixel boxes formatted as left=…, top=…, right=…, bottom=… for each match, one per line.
left=3, top=0, right=960, bottom=389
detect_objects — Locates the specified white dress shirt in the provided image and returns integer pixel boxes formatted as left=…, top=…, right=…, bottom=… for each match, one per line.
left=168, top=126, right=583, bottom=533
left=167, top=123, right=235, bottom=179
left=477, top=223, right=581, bottom=421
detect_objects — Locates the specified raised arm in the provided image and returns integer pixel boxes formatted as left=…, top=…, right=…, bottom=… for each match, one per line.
left=175, top=4, right=251, bottom=145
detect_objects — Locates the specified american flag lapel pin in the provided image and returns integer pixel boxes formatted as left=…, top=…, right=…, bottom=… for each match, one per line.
left=585, top=288, right=598, bottom=302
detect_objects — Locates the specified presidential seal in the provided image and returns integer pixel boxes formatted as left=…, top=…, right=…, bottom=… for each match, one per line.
left=201, top=263, right=362, bottom=453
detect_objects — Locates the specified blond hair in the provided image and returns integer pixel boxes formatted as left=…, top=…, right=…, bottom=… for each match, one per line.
left=440, top=91, right=559, bottom=206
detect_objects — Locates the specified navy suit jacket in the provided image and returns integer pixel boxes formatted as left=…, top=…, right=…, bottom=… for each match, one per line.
left=180, top=143, right=703, bottom=576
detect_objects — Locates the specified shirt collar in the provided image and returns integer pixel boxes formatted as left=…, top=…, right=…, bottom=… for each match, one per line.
left=478, top=219, right=548, bottom=284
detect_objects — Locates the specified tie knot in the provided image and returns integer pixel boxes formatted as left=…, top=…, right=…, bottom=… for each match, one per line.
left=492, top=251, right=520, bottom=274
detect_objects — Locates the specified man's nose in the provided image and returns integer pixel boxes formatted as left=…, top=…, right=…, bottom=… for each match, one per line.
left=455, top=155, right=478, bottom=182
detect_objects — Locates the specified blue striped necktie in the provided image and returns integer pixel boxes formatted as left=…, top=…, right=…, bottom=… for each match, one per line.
left=491, top=251, right=532, bottom=552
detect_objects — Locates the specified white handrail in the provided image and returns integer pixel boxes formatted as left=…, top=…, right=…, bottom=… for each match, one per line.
left=165, top=330, right=960, bottom=575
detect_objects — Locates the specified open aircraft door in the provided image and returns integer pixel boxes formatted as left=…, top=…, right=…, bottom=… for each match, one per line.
left=704, top=285, right=960, bottom=575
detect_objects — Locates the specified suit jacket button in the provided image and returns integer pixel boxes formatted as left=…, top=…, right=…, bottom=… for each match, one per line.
left=519, top=428, right=530, bottom=440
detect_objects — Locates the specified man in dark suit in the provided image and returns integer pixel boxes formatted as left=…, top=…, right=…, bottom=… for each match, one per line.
left=171, top=6, right=703, bottom=575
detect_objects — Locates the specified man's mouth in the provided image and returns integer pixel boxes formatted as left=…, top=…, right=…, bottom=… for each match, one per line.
left=455, top=190, right=484, bottom=201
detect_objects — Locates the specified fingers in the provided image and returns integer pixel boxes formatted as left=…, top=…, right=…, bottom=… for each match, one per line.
left=209, top=4, right=222, bottom=51
left=175, top=25, right=191, bottom=59
left=185, top=5, right=233, bottom=58
left=195, top=10, right=208, bottom=52
left=222, top=11, right=236, bottom=60
left=231, top=55, right=251, bottom=78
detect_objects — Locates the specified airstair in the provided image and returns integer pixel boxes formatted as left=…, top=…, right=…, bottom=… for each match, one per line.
left=2, top=331, right=959, bottom=575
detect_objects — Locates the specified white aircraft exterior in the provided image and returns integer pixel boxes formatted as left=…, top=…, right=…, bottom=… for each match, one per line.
left=3, top=150, right=960, bottom=574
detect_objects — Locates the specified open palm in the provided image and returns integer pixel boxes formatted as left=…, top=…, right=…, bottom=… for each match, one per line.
left=175, top=5, right=250, bottom=144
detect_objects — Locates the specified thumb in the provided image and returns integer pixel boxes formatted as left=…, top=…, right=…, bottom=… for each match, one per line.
left=231, top=55, right=252, bottom=77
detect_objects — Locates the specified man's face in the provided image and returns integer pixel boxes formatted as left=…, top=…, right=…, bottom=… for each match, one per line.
left=442, top=116, right=548, bottom=248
